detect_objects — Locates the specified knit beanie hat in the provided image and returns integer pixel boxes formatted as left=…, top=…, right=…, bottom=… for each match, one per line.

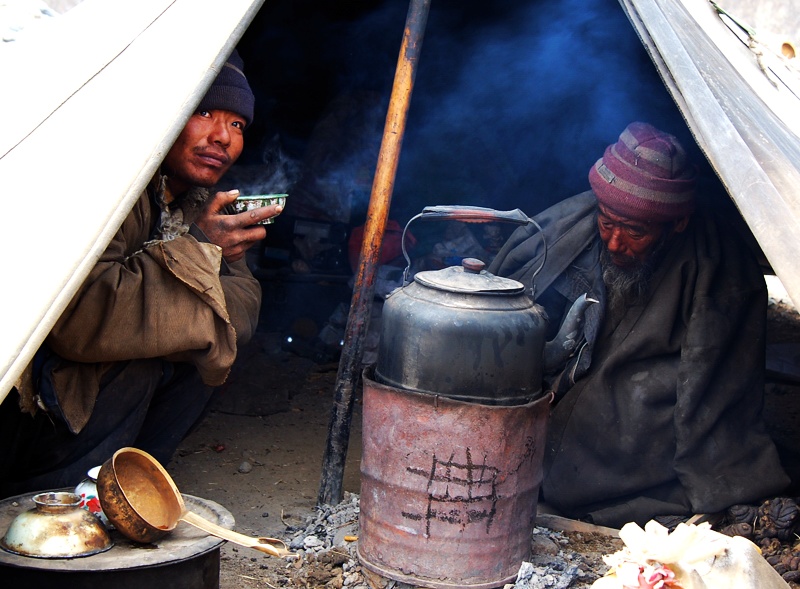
left=197, top=49, right=255, bottom=126
left=588, top=122, right=696, bottom=222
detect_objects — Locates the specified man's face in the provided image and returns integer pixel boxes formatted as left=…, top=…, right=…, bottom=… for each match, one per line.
left=162, top=109, right=245, bottom=194
left=596, top=203, right=669, bottom=268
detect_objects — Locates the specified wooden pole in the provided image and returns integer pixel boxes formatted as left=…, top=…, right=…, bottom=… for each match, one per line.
left=317, top=0, right=431, bottom=507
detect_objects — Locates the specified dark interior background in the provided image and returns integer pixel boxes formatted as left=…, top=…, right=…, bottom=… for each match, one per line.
left=233, top=0, right=728, bottom=223
left=217, top=0, right=772, bottom=328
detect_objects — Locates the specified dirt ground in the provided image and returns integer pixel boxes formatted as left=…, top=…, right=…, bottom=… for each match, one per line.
left=167, top=328, right=365, bottom=588
left=166, top=293, right=800, bottom=589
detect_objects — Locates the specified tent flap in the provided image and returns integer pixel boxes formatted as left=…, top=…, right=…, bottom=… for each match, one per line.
left=0, top=0, right=265, bottom=402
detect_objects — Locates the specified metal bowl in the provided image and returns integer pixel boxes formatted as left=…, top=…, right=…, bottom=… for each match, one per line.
left=232, top=194, right=288, bottom=224
left=0, top=491, right=113, bottom=558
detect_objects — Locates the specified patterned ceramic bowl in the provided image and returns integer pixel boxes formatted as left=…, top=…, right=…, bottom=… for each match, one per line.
left=232, top=194, right=288, bottom=225
left=75, top=466, right=111, bottom=527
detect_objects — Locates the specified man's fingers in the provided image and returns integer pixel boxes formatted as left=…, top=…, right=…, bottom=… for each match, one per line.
left=239, top=203, right=284, bottom=226
left=224, top=233, right=264, bottom=263
left=198, top=193, right=281, bottom=263
left=208, top=189, right=241, bottom=214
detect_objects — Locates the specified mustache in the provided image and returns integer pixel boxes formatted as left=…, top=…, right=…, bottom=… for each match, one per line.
left=600, top=247, right=652, bottom=311
left=193, top=146, right=231, bottom=165
left=599, top=232, right=670, bottom=310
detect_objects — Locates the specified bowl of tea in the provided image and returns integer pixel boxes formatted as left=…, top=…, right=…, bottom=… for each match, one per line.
left=233, top=194, right=288, bottom=224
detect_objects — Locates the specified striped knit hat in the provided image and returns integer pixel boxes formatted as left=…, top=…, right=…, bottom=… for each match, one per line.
left=197, top=49, right=255, bottom=126
left=588, top=122, right=696, bottom=222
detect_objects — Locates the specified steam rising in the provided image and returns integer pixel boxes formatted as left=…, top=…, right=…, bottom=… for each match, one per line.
left=242, top=0, right=700, bottom=223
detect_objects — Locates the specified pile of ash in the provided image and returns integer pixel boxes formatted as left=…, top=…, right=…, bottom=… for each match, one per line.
left=276, top=493, right=800, bottom=588
left=276, top=493, right=618, bottom=589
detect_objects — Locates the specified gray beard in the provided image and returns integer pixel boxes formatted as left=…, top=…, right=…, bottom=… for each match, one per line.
left=600, top=236, right=668, bottom=315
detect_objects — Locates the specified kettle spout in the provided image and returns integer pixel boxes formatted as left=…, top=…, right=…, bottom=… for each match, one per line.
left=543, top=293, right=598, bottom=373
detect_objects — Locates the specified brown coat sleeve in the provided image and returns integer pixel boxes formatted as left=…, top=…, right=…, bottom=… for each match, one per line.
left=44, top=191, right=261, bottom=432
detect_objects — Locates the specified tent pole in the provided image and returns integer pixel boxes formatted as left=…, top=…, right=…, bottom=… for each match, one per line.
left=317, top=0, right=431, bottom=507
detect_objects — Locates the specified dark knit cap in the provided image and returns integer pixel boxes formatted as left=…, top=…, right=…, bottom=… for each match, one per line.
left=588, top=122, right=696, bottom=222
left=197, top=49, right=255, bottom=126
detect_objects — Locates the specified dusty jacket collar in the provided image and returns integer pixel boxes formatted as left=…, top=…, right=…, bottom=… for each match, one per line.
left=148, top=171, right=210, bottom=242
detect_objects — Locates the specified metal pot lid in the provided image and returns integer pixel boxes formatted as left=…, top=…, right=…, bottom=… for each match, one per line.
left=413, top=257, right=525, bottom=294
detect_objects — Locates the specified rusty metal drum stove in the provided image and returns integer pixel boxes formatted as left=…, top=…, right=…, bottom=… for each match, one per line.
left=358, top=205, right=555, bottom=589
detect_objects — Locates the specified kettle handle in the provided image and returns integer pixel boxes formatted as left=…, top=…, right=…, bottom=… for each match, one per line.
left=418, top=205, right=531, bottom=224
left=401, top=205, right=547, bottom=297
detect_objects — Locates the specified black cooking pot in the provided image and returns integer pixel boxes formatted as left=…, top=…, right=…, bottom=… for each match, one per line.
left=374, top=205, right=548, bottom=405
left=375, top=256, right=546, bottom=405
left=375, top=205, right=596, bottom=405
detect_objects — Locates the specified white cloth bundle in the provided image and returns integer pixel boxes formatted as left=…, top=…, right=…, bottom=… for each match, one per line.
left=591, top=520, right=789, bottom=589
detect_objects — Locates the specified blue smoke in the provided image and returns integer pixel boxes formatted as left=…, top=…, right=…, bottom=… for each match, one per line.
left=391, top=0, right=691, bottom=218
left=241, top=0, right=706, bottom=223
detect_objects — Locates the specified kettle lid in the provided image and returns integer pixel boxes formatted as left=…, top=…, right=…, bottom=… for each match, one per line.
left=414, top=257, right=525, bottom=294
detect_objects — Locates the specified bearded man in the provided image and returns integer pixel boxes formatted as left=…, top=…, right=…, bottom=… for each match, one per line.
left=0, top=50, right=280, bottom=498
left=489, top=122, right=789, bottom=528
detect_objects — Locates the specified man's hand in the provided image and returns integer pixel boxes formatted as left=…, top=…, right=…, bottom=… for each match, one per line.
left=194, top=189, right=283, bottom=262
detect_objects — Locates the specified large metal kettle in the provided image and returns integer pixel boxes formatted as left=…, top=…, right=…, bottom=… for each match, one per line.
left=374, top=205, right=595, bottom=405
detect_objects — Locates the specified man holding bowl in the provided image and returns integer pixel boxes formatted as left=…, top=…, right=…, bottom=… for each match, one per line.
left=0, top=49, right=277, bottom=497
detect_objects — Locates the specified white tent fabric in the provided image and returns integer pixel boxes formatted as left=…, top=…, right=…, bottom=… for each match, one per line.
left=0, top=0, right=265, bottom=402
left=619, top=0, right=800, bottom=305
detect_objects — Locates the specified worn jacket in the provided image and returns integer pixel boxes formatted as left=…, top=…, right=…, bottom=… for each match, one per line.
left=18, top=173, right=261, bottom=434
left=489, top=191, right=788, bottom=527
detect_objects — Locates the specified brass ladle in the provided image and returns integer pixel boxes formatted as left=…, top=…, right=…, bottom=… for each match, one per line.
left=96, top=447, right=294, bottom=558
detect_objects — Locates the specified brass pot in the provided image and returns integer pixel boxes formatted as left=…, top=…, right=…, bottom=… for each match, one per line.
left=96, top=448, right=178, bottom=543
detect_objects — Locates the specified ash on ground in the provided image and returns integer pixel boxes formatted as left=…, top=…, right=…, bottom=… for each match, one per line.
left=277, top=493, right=620, bottom=589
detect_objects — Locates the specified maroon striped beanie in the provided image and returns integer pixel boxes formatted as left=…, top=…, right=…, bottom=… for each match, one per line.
left=588, top=122, right=696, bottom=222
